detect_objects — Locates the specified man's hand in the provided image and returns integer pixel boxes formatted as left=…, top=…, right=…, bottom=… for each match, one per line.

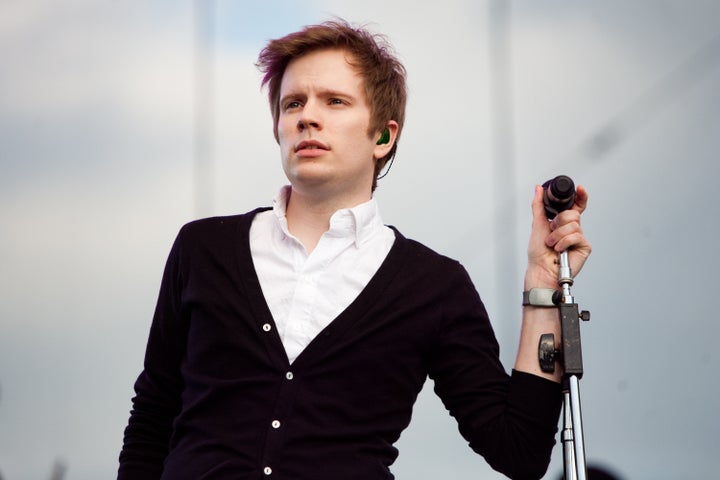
left=525, top=184, right=592, bottom=290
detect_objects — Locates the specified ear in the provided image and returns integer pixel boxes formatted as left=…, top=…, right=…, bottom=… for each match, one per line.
left=373, top=120, right=399, bottom=159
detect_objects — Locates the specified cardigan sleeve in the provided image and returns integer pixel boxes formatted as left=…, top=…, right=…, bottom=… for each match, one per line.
left=118, top=229, right=189, bottom=479
left=427, top=262, right=562, bottom=480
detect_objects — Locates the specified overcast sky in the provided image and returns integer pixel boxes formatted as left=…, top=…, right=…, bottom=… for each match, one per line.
left=1, top=1, right=719, bottom=479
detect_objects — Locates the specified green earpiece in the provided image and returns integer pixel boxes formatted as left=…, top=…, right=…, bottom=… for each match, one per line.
left=376, top=128, right=391, bottom=145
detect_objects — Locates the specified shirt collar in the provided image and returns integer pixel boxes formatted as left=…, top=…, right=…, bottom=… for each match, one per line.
left=271, top=185, right=385, bottom=248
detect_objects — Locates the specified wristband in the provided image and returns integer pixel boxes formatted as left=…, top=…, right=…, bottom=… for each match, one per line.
left=522, top=288, right=560, bottom=307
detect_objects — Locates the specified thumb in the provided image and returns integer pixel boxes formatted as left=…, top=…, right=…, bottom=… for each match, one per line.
left=531, top=185, right=550, bottom=231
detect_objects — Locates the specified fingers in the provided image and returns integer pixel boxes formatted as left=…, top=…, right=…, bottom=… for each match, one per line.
left=528, top=183, right=592, bottom=278
left=573, top=184, right=589, bottom=214
left=531, top=183, right=590, bottom=252
left=547, top=230, right=587, bottom=253
left=546, top=208, right=586, bottom=252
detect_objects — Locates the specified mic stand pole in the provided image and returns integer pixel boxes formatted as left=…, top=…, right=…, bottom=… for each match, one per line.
left=538, top=251, right=591, bottom=480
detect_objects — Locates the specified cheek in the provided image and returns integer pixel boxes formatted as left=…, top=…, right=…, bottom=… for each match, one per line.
left=277, top=121, right=294, bottom=150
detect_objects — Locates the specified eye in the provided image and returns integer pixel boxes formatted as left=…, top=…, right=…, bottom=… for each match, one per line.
left=283, top=100, right=302, bottom=111
left=329, top=98, right=346, bottom=106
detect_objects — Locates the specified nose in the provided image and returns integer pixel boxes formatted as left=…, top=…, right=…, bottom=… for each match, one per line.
left=297, top=102, right=321, bottom=132
left=297, top=118, right=321, bottom=131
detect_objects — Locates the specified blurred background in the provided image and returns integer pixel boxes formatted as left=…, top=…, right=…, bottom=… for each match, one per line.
left=1, top=1, right=719, bottom=478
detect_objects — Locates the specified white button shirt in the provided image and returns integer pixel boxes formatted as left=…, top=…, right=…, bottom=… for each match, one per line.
left=249, top=186, right=395, bottom=364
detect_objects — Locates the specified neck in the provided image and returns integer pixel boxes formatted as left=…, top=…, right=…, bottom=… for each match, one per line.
left=285, top=187, right=371, bottom=254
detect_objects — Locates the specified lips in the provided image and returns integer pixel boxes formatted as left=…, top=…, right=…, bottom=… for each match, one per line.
left=295, top=140, right=329, bottom=153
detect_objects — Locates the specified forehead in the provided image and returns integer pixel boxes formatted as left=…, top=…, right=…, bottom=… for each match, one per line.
left=280, top=48, right=364, bottom=95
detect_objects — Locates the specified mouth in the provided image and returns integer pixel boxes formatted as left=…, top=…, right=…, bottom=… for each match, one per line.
left=295, top=140, right=329, bottom=153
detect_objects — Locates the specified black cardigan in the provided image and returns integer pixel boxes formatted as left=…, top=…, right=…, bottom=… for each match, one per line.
left=119, top=209, right=561, bottom=480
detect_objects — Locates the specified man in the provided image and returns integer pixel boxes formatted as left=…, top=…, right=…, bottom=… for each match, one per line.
left=118, top=20, right=591, bottom=480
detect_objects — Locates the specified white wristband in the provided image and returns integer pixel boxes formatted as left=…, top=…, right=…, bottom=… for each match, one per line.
left=522, top=288, right=559, bottom=307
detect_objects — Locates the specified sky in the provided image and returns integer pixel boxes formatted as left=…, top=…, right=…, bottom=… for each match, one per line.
left=1, top=1, right=719, bottom=479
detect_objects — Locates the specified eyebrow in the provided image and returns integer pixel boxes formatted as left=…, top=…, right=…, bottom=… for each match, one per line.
left=279, top=87, right=358, bottom=107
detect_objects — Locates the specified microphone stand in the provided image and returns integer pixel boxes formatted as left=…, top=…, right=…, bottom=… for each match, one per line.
left=538, top=250, right=591, bottom=480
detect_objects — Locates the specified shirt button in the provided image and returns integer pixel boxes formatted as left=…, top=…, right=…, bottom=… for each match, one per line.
left=271, top=420, right=281, bottom=429
left=262, top=323, right=272, bottom=332
left=264, top=466, right=272, bottom=475
left=285, top=371, right=294, bottom=380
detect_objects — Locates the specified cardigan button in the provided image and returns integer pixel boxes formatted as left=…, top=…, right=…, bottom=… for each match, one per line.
left=272, top=420, right=281, bottom=429
left=263, top=466, right=272, bottom=475
left=285, top=371, right=294, bottom=380
left=262, top=323, right=272, bottom=332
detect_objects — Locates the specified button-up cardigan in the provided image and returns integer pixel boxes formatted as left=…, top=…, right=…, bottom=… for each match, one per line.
left=118, top=209, right=562, bottom=480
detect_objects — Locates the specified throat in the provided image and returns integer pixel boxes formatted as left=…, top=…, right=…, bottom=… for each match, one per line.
left=287, top=216, right=327, bottom=254
left=283, top=186, right=370, bottom=254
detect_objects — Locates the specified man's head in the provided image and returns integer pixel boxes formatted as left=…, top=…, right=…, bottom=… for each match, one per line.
left=256, top=20, right=407, bottom=191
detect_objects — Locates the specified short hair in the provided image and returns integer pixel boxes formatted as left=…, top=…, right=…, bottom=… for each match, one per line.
left=256, top=20, right=407, bottom=190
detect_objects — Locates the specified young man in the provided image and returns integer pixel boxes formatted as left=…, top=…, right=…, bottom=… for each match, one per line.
left=118, top=20, right=591, bottom=480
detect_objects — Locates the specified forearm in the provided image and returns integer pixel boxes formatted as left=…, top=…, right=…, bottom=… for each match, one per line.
left=516, top=184, right=591, bottom=382
left=118, top=371, right=180, bottom=479
left=514, top=271, right=563, bottom=382
left=514, top=304, right=562, bottom=383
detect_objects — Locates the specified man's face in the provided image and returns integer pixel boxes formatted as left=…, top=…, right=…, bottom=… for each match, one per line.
left=277, top=48, right=383, bottom=203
